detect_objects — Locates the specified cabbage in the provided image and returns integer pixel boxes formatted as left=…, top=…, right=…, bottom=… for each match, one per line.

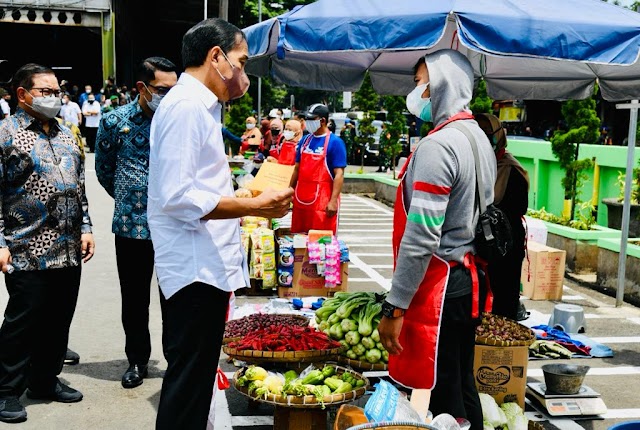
left=483, top=423, right=495, bottom=430
left=501, top=402, right=527, bottom=430
left=479, top=393, right=507, bottom=428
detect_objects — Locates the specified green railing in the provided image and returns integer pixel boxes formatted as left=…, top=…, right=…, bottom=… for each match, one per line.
left=508, top=138, right=640, bottom=227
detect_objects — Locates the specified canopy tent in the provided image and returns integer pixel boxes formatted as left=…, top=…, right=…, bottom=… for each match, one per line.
left=242, top=0, right=640, bottom=306
left=244, top=0, right=640, bottom=101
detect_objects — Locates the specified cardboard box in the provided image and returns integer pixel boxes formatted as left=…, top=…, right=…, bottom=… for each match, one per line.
left=277, top=247, right=349, bottom=298
left=246, top=162, right=294, bottom=194
left=473, top=344, right=529, bottom=408
left=521, top=241, right=565, bottom=301
left=524, top=216, right=548, bottom=245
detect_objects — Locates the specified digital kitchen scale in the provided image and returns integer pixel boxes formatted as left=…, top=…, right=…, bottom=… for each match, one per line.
left=527, top=382, right=608, bottom=417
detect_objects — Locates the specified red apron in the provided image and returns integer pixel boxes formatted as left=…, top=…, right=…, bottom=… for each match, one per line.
left=291, top=133, right=338, bottom=234
left=269, top=136, right=297, bottom=166
left=388, top=116, right=493, bottom=389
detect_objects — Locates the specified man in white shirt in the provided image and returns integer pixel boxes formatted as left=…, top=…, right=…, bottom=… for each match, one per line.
left=148, top=18, right=293, bottom=430
left=81, top=94, right=100, bottom=152
left=0, top=88, right=10, bottom=119
left=59, top=94, right=82, bottom=127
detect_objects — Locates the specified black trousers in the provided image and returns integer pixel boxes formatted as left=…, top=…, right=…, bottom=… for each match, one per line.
left=115, top=235, right=156, bottom=366
left=489, top=248, right=526, bottom=321
left=0, top=266, right=81, bottom=398
left=156, top=282, right=230, bottom=430
left=84, top=126, right=98, bottom=152
left=429, top=271, right=483, bottom=430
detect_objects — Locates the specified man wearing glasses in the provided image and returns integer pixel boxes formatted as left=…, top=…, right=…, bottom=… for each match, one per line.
left=95, top=57, right=178, bottom=389
left=0, top=63, right=95, bottom=423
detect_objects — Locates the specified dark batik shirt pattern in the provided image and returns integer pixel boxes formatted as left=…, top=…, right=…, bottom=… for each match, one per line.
left=0, top=108, right=92, bottom=271
left=95, top=97, right=152, bottom=240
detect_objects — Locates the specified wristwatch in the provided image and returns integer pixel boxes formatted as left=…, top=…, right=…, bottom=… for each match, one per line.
left=381, top=301, right=406, bottom=318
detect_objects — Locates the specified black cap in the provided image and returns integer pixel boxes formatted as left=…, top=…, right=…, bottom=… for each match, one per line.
left=305, top=103, right=329, bottom=121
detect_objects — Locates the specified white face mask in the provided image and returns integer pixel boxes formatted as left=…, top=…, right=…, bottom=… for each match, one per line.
left=246, top=123, right=256, bottom=130
left=406, top=83, right=432, bottom=122
left=305, top=119, right=321, bottom=134
left=143, top=83, right=164, bottom=112
left=283, top=130, right=296, bottom=141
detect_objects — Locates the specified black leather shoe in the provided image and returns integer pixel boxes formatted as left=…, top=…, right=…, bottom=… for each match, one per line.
left=122, top=364, right=148, bottom=389
left=26, top=381, right=83, bottom=403
left=0, top=397, right=27, bottom=423
left=64, top=348, right=80, bottom=365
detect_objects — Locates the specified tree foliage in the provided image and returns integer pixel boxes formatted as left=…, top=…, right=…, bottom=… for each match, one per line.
left=550, top=98, right=600, bottom=211
left=380, top=95, right=407, bottom=177
left=470, top=79, right=493, bottom=114
left=226, top=92, right=255, bottom=137
left=236, top=0, right=324, bottom=117
left=353, top=73, right=379, bottom=112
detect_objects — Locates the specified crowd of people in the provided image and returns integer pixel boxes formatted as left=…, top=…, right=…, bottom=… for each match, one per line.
left=0, top=17, right=531, bottom=430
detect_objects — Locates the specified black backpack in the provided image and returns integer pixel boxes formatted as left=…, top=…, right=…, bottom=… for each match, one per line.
left=448, top=122, right=513, bottom=263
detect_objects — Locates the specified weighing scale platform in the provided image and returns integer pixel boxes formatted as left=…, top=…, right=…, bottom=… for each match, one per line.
left=526, top=382, right=607, bottom=417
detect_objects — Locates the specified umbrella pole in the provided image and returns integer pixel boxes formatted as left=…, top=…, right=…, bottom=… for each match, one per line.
left=615, top=100, right=639, bottom=307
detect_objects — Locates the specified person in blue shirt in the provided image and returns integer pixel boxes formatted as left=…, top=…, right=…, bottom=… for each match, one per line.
left=95, top=57, right=178, bottom=390
left=289, top=103, right=347, bottom=234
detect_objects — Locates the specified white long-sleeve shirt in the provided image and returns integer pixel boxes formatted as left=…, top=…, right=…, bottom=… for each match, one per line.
left=147, top=73, right=249, bottom=299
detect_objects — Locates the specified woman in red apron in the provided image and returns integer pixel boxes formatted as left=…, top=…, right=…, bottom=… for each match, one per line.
left=268, top=119, right=302, bottom=165
left=290, top=133, right=339, bottom=234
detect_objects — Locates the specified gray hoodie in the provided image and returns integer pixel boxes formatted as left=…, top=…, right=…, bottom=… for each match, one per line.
left=387, top=49, right=497, bottom=310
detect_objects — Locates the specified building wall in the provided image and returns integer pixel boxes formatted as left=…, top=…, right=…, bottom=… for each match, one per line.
left=509, top=138, right=640, bottom=227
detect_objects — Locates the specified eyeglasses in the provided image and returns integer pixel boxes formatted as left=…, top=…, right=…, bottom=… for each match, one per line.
left=31, top=87, right=62, bottom=97
left=146, top=83, right=172, bottom=96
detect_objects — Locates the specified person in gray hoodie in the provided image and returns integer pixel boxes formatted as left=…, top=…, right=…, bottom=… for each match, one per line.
left=378, top=49, right=497, bottom=430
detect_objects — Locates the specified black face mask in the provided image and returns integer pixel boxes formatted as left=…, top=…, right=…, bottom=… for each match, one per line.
left=271, top=128, right=281, bottom=137
left=88, top=100, right=95, bottom=104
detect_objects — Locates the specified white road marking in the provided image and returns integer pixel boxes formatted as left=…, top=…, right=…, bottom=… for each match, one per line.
left=528, top=366, right=640, bottom=377
left=352, top=253, right=393, bottom=257
left=231, top=416, right=274, bottom=426
left=339, top=223, right=392, bottom=226
left=629, top=318, right=640, bottom=325
left=561, top=295, right=585, bottom=301
left=349, top=254, right=391, bottom=291
left=591, top=336, right=640, bottom=343
left=342, top=229, right=392, bottom=233
left=213, top=386, right=233, bottom=429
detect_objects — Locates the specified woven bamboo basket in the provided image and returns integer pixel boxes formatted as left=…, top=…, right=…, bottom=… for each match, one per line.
left=338, top=356, right=388, bottom=371
left=343, top=419, right=541, bottom=430
left=223, top=345, right=345, bottom=365
left=475, top=313, right=536, bottom=347
left=345, top=422, right=437, bottom=430
left=233, top=365, right=369, bottom=409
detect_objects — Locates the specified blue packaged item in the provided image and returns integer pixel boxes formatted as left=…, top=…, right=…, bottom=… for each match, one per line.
left=365, top=379, right=422, bottom=422
left=278, top=267, right=293, bottom=287
left=338, top=240, right=350, bottom=263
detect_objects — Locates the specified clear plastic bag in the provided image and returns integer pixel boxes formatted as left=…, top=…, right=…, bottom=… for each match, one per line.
left=364, top=379, right=423, bottom=422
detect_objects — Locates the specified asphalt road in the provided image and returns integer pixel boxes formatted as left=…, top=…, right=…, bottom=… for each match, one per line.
left=0, top=156, right=639, bottom=429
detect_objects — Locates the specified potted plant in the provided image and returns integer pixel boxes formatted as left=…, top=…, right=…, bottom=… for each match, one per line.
left=602, top=166, right=640, bottom=237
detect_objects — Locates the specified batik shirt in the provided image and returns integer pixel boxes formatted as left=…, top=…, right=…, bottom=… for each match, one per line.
left=0, top=108, right=92, bottom=271
left=95, top=97, right=152, bottom=240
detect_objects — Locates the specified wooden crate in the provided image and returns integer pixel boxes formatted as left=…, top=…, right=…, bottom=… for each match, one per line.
left=274, top=407, right=327, bottom=430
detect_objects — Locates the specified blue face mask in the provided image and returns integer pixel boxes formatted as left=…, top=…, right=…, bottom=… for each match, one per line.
left=406, top=83, right=432, bottom=123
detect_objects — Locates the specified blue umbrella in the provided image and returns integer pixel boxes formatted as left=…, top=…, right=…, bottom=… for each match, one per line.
left=243, top=0, right=640, bottom=307
left=244, top=0, right=640, bottom=101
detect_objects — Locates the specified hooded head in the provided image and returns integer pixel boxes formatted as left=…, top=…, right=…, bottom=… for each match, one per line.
left=475, top=113, right=507, bottom=154
left=415, top=49, right=474, bottom=127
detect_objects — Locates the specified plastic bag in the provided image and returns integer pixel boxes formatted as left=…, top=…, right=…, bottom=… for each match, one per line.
left=236, top=173, right=255, bottom=189
left=364, top=379, right=423, bottom=422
